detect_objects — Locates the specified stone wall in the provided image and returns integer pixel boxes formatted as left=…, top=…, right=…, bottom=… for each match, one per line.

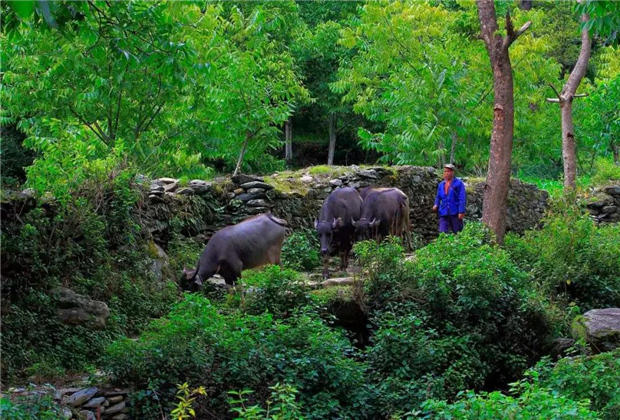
left=585, top=185, right=620, bottom=223
left=142, top=165, right=549, bottom=246
left=2, top=384, right=130, bottom=420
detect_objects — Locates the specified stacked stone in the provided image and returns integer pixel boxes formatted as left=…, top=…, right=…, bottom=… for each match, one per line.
left=586, top=185, right=620, bottom=223
left=137, top=166, right=554, bottom=246
left=4, top=386, right=130, bottom=420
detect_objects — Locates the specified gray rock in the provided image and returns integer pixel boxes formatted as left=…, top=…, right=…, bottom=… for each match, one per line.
left=65, top=387, right=99, bottom=407
left=604, top=186, right=620, bottom=196
left=329, top=179, right=343, bottom=187
left=150, top=184, right=165, bottom=194
left=163, top=181, right=179, bottom=193
left=148, top=194, right=166, bottom=204
left=232, top=174, right=264, bottom=184
left=246, top=199, right=271, bottom=207
left=148, top=242, right=169, bottom=284
left=189, top=180, right=213, bottom=194
left=104, top=402, right=126, bottom=416
left=358, top=169, right=378, bottom=179
left=56, top=388, right=82, bottom=399
left=586, top=193, right=614, bottom=209
left=227, top=192, right=236, bottom=199
left=601, top=206, right=618, bottom=214
left=111, top=415, right=129, bottom=420
left=83, top=397, right=106, bottom=408
left=80, top=410, right=96, bottom=420
left=240, top=181, right=274, bottom=190
left=300, top=175, right=313, bottom=183
left=56, top=289, right=109, bottom=330
left=107, top=395, right=124, bottom=404
left=247, top=188, right=266, bottom=194
left=61, top=407, right=73, bottom=419
left=21, top=188, right=36, bottom=198
left=581, top=308, right=620, bottom=353
left=235, top=192, right=266, bottom=202
left=177, top=187, right=195, bottom=196
left=157, top=177, right=178, bottom=184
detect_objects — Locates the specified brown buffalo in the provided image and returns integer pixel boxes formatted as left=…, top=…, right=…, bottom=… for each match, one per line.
left=315, top=187, right=363, bottom=279
left=353, top=187, right=411, bottom=247
left=181, top=213, right=287, bottom=290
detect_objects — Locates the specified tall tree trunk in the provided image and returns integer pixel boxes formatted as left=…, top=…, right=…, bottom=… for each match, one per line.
left=559, top=10, right=591, bottom=190
left=477, top=0, right=531, bottom=245
left=233, top=130, right=251, bottom=177
left=284, top=116, right=293, bottom=163
left=328, top=113, right=337, bottom=166
left=449, top=131, right=457, bottom=164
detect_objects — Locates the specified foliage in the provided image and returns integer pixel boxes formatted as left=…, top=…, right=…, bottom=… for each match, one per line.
left=0, top=386, right=64, bottom=420
left=537, top=351, right=620, bottom=419
left=281, top=230, right=321, bottom=271
left=171, top=383, right=207, bottom=420
left=506, top=205, right=620, bottom=310
left=591, top=157, right=620, bottom=185
left=418, top=383, right=597, bottom=419
left=228, top=383, right=305, bottom=420
left=0, top=124, right=34, bottom=188
left=239, top=265, right=311, bottom=318
left=105, top=294, right=370, bottom=419
left=356, top=224, right=560, bottom=412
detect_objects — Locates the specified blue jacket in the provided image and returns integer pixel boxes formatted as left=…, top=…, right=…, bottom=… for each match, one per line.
left=434, top=177, right=466, bottom=216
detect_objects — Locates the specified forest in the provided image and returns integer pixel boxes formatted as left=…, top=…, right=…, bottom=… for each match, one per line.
left=1, top=1, right=619, bottom=419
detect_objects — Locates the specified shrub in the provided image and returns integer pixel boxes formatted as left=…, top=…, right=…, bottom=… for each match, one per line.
left=358, top=224, right=559, bottom=398
left=228, top=383, right=304, bottom=420
left=537, top=351, right=620, bottom=419
left=281, top=230, right=321, bottom=272
left=418, top=386, right=597, bottom=419
left=506, top=205, right=620, bottom=311
left=105, top=295, right=371, bottom=420
left=0, top=386, right=65, bottom=420
left=240, top=265, right=311, bottom=318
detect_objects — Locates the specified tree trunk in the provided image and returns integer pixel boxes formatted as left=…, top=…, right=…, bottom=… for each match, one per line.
left=284, top=116, right=293, bottom=163
left=477, top=0, right=531, bottom=245
left=450, top=131, right=457, bottom=164
left=233, top=130, right=251, bottom=177
left=560, top=10, right=591, bottom=190
left=328, top=113, right=337, bottom=166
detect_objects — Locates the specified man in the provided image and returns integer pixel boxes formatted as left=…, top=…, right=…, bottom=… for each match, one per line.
left=432, top=163, right=466, bottom=234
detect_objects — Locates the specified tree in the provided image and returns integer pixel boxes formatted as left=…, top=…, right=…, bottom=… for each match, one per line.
left=476, top=0, right=531, bottom=244
left=546, top=3, right=591, bottom=191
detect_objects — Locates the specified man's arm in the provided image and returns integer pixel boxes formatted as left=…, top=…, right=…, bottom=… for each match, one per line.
left=458, top=181, right=467, bottom=218
left=433, top=183, right=441, bottom=211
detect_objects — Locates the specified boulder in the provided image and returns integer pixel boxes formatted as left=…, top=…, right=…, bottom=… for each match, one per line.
left=83, top=397, right=106, bottom=409
left=104, top=401, right=126, bottom=416
left=56, top=289, right=110, bottom=330
left=65, top=387, right=99, bottom=407
left=578, top=308, right=620, bottom=353
left=240, top=181, right=274, bottom=190
left=586, top=193, right=614, bottom=209
left=232, top=174, right=264, bottom=184
left=189, top=180, right=212, bottom=195
left=148, top=242, right=170, bottom=283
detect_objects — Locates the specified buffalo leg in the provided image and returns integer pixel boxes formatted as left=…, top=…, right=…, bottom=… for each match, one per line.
left=322, top=254, right=330, bottom=280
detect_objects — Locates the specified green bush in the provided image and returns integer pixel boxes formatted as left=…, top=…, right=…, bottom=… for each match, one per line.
left=240, top=265, right=311, bottom=318
left=0, top=389, right=64, bottom=420
left=537, top=351, right=620, bottom=419
left=592, top=157, right=620, bottom=186
left=281, top=230, right=321, bottom=272
left=358, top=224, right=559, bottom=400
left=105, top=294, right=371, bottom=420
left=506, top=205, right=620, bottom=311
left=418, top=386, right=597, bottom=419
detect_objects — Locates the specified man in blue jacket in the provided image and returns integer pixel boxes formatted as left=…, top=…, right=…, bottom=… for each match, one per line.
left=432, top=163, right=466, bottom=234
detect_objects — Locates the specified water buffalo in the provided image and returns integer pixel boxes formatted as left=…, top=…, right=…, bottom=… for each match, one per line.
left=315, top=187, right=363, bottom=279
left=181, top=213, right=287, bottom=290
left=353, top=187, right=411, bottom=247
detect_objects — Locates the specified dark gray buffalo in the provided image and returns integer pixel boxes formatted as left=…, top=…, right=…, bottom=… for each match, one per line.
left=353, top=187, right=411, bottom=246
left=315, top=187, right=363, bottom=279
left=181, top=213, right=287, bottom=290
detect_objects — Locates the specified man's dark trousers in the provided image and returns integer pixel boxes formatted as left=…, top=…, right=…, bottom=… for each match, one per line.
left=439, top=215, right=463, bottom=234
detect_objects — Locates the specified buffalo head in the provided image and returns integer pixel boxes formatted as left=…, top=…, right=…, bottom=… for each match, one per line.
left=180, top=267, right=203, bottom=292
left=352, top=217, right=378, bottom=241
left=315, top=217, right=343, bottom=256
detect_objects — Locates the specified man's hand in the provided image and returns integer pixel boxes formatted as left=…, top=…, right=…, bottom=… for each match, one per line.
left=458, top=213, right=465, bottom=220
left=432, top=205, right=438, bottom=212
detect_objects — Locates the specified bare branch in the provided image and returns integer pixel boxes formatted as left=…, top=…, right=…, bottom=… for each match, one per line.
left=574, top=93, right=588, bottom=98
left=546, top=98, right=561, bottom=103
left=548, top=84, right=561, bottom=100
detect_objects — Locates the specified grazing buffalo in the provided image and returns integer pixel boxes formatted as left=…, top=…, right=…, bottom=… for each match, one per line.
left=353, top=187, right=411, bottom=246
left=315, top=187, right=363, bottom=279
left=181, top=213, right=287, bottom=290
